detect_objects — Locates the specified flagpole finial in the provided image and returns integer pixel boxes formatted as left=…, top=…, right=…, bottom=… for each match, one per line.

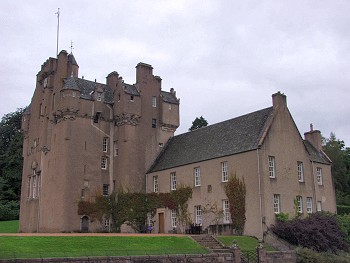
left=55, top=8, right=60, bottom=56
left=70, top=40, right=74, bottom=53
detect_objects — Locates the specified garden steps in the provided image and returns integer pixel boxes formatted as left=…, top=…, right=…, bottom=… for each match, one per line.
left=191, top=235, right=230, bottom=253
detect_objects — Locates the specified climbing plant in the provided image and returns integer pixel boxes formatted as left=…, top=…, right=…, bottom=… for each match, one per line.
left=78, top=186, right=192, bottom=232
left=224, top=174, right=246, bottom=235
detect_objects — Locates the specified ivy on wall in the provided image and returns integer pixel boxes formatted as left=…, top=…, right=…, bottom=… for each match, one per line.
left=78, top=186, right=192, bottom=232
left=224, top=174, right=246, bottom=235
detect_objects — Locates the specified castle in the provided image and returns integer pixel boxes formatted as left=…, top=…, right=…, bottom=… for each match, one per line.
left=19, top=51, right=336, bottom=238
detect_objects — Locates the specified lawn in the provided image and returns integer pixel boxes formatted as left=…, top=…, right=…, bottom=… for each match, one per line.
left=0, top=236, right=208, bottom=259
left=0, top=220, right=18, bottom=233
left=217, top=236, right=277, bottom=251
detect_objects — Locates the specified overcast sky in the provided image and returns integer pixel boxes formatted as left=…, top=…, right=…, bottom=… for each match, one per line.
left=1, top=0, right=349, bottom=146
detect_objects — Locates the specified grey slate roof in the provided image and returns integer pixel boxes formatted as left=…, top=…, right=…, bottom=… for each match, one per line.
left=123, top=83, right=140, bottom=96
left=303, top=140, right=331, bottom=164
left=148, top=107, right=274, bottom=173
left=63, top=76, right=80, bottom=91
left=68, top=53, right=78, bottom=66
left=161, top=91, right=179, bottom=104
left=64, top=77, right=114, bottom=103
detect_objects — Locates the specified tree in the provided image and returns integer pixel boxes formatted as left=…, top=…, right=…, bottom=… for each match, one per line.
left=0, top=108, right=25, bottom=220
left=323, top=133, right=350, bottom=205
left=189, top=116, right=208, bottom=131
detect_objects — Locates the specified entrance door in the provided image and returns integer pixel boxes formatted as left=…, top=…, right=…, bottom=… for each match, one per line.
left=81, top=216, right=89, bottom=233
left=158, top=213, right=164, bottom=233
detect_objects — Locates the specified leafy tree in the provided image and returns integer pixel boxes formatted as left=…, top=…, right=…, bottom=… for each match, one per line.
left=0, top=108, right=25, bottom=220
left=189, top=116, right=208, bottom=131
left=323, top=133, right=350, bottom=207
left=323, top=133, right=350, bottom=194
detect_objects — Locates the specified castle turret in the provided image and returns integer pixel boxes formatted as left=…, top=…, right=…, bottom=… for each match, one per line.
left=67, top=53, right=79, bottom=77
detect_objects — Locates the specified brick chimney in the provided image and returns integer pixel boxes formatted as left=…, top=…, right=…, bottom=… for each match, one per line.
left=272, top=91, right=287, bottom=109
left=304, top=123, right=322, bottom=151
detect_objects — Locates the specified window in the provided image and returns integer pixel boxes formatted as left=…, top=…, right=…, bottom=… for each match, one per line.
left=28, top=170, right=40, bottom=199
left=94, top=112, right=101, bottom=123
left=103, top=137, right=108, bottom=153
left=194, top=167, right=201, bottom=186
left=97, top=92, right=102, bottom=101
left=306, top=197, right=313, bottom=214
left=221, top=161, right=228, bottom=182
left=169, top=104, right=172, bottom=110
left=104, top=218, right=110, bottom=228
left=273, top=194, right=281, bottom=214
left=268, top=156, right=276, bottom=178
left=152, top=118, right=157, bottom=128
left=81, top=189, right=85, bottom=198
left=72, top=91, right=76, bottom=98
left=130, top=95, right=134, bottom=101
left=171, top=209, right=177, bottom=228
left=317, top=201, right=322, bottom=212
left=316, top=167, right=323, bottom=185
left=296, top=196, right=303, bottom=214
left=27, top=176, right=32, bottom=199
left=114, top=141, right=119, bottom=156
left=223, top=200, right=230, bottom=223
left=103, top=184, right=109, bottom=196
left=170, top=172, right=176, bottom=190
left=195, top=206, right=202, bottom=224
left=152, top=96, right=157, bottom=107
left=32, top=172, right=37, bottom=198
left=153, top=176, right=158, bottom=193
left=297, top=161, right=304, bottom=182
left=101, top=157, right=108, bottom=170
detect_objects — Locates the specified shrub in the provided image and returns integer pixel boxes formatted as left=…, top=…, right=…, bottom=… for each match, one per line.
left=276, top=212, right=289, bottom=222
left=272, top=212, right=349, bottom=252
left=297, top=247, right=350, bottom=263
left=337, top=213, right=350, bottom=243
left=337, top=205, right=350, bottom=215
left=0, top=201, right=19, bottom=221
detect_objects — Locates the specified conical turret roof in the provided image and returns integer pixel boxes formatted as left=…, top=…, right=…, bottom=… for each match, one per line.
left=68, top=52, right=78, bottom=66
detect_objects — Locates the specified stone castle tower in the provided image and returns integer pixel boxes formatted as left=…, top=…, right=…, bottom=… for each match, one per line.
left=19, top=50, right=179, bottom=232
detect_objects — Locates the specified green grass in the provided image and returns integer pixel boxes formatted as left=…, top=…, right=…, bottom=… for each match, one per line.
left=0, top=220, right=19, bottom=233
left=0, top=236, right=208, bottom=259
left=217, top=236, right=277, bottom=251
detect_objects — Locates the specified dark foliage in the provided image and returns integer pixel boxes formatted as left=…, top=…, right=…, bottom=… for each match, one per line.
left=0, top=108, right=25, bottom=220
left=272, top=212, right=349, bottom=253
left=189, top=116, right=208, bottom=131
left=323, top=133, right=350, bottom=205
left=224, top=174, right=246, bottom=234
left=337, top=205, right=350, bottom=215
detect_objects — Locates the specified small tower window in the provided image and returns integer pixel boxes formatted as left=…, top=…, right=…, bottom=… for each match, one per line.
left=97, top=92, right=102, bottom=101
left=152, top=118, right=157, bottom=128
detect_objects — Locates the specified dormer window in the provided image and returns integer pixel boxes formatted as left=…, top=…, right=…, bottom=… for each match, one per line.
left=96, top=92, right=102, bottom=101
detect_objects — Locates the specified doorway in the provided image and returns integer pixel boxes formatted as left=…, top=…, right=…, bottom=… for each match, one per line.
left=158, top=213, right=164, bottom=233
left=81, top=216, right=89, bottom=233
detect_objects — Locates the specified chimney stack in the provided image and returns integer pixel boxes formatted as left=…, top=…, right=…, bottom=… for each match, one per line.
left=272, top=91, right=287, bottom=109
left=304, top=123, right=322, bottom=151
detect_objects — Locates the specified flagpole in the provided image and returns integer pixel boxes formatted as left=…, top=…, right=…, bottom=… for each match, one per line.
left=55, top=8, right=60, bottom=56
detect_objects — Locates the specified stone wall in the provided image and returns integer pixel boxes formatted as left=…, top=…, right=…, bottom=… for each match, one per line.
left=0, top=253, right=235, bottom=263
